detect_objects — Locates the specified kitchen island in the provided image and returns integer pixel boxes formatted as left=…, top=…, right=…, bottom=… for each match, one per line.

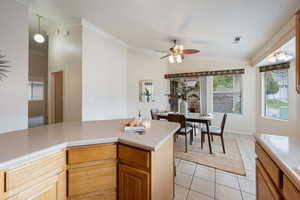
left=0, top=119, right=179, bottom=200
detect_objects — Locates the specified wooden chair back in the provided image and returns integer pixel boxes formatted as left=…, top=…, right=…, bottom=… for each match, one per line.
left=220, top=113, right=227, bottom=135
left=150, top=108, right=159, bottom=120
left=167, top=114, right=186, bottom=129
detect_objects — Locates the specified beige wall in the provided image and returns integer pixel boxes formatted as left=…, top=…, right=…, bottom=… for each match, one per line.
left=82, top=22, right=127, bottom=120
left=127, top=48, right=169, bottom=119
left=48, top=25, right=82, bottom=122
left=168, top=59, right=256, bottom=135
left=0, top=0, right=28, bottom=134
left=256, top=60, right=299, bottom=136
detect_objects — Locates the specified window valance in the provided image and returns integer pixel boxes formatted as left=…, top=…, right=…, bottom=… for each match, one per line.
left=164, top=69, right=245, bottom=79
left=259, top=62, right=290, bottom=72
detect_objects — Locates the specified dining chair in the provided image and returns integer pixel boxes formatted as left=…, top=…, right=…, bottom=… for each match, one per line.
left=168, top=114, right=193, bottom=153
left=200, top=113, right=227, bottom=153
left=150, top=108, right=159, bottom=120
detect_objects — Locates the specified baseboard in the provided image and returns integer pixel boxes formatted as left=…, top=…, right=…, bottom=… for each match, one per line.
left=224, top=130, right=254, bottom=136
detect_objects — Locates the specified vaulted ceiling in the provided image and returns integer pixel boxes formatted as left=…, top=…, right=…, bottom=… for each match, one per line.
left=23, top=0, right=300, bottom=62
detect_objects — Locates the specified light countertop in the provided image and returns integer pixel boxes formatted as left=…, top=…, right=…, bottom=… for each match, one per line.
left=255, top=133, right=300, bottom=191
left=0, top=119, right=179, bottom=170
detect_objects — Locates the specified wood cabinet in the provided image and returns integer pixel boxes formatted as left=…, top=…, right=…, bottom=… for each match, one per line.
left=296, top=10, right=300, bottom=93
left=256, top=142, right=300, bottom=200
left=0, top=150, right=66, bottom=200
left=118, top=136, right=174, bottom=200
left=67, top=143, right=117, bottom=200
left=256, top=159, right=280, bottom=200
left=119, top=164, right=150, bottom=200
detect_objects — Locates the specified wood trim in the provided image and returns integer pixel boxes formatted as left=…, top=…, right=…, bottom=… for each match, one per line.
left=164, top=69, right=245, bottom=79
left=259, top=62, right=290, bottom=72
left=282, top=175, right=300, bottom=200
left=0, top=171, right=4, bottom=200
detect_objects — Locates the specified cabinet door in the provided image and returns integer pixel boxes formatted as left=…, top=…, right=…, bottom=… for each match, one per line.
left=7, top=171, right=66, bottom=200
left=118, top=164, right=150, bottom=200
left=256, top=160, right=280, bottom=200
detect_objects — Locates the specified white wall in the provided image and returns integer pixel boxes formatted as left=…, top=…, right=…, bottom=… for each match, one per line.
left=256, top=60, right=299, bottom=136
left=82, top=22, right=127, bottom=120
left=168, top=59, right=256, bottom=135
left=48, top=25, right=82, bottom=122
left=0, top=0, right=28, bottom=134
left=127, top=48, right=169, bottom=119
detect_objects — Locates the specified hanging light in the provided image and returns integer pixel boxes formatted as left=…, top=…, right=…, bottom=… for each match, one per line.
left=268, top=51, right=293, bottom=63
left=34, top=15, right=45, bottom=43
left=176, top=54, right=183, bottom=63
left=168, top=55, right=175, bottom=63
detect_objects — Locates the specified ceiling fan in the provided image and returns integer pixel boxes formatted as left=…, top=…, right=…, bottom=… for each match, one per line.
left=160, top=40, right=200, bottom=63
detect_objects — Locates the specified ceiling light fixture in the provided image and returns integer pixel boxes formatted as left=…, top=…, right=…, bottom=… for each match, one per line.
left=268, top=51, right=293, bottom=63
left=168, top=55, right=175, bottom=63
left=34, top=15, right=45, bottom=43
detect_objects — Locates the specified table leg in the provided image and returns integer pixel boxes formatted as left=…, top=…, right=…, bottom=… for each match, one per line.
left=206, top=122, right=212, bottom=154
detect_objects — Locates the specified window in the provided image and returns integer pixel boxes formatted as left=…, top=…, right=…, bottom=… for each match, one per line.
left=262, top=69, right=288, bottom=120
left=28, top=81, right=44, bottom=101
left=213, top=74, right=242, bottom=114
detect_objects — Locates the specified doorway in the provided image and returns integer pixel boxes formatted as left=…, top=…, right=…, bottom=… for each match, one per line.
left=51, top=71, right=63, bottom=123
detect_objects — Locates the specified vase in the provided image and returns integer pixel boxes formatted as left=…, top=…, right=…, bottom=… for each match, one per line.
left=179, top=99, right=188, bottom=114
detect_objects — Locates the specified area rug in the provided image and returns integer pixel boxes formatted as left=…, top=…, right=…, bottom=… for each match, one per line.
left=175, top=136, right=246, bottom=176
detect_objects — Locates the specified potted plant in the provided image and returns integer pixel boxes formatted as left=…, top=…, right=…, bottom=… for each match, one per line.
left=143, top=88, right=152, bottom=103
left=0, top=53, right=10, bottom=81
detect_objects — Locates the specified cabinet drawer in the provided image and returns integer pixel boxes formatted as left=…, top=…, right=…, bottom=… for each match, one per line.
left=118, top=144, right=150, bottom=170
left=255, top=142, right=281, bottom=188
left=5, top=150, right=65, bottom=194
left=68, top=161, right=117, bottom=197
left=68, top=143, right=116, bottom=164
left=68, top=189, right=116, bottom=200
left=282, top=175, right=300, bottom=200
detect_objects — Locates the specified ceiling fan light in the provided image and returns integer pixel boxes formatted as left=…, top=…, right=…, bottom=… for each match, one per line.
left=179, top=45, right=183, bottom=51
left=169, top=55, right=175, bottom=63
left=176, top=54, right=182, bottom=63
left=34, top=33, right=45, bottom=43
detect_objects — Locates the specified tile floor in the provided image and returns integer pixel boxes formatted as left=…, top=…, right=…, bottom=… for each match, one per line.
left=174, top=133, right=256, bottom=200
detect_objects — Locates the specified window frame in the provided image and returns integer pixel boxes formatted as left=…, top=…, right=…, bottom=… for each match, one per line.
left=28, top=81, right=45, bottom=101
left=261, top=69, right=289, bottom=121
left=212, top=74, right=244, bottom=115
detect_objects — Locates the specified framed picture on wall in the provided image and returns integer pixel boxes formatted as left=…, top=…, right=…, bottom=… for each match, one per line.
left=139, top=80, right=154, bottom=103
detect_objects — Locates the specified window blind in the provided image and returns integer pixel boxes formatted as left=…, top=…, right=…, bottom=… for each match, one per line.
left=164, top=69, right=245, bottom=79
left=259, top=62, right=290, bottom=72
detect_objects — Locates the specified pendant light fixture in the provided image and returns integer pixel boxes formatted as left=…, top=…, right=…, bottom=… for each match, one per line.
left=34, top=15, right=45, bottom=43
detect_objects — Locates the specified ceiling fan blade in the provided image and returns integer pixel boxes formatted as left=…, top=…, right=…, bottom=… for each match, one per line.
left=160, top=54, right=171, bottom=59
left=181, top=49, right=200, bottom=54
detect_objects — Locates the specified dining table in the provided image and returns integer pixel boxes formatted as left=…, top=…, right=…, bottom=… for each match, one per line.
left=156, top=112, right=214, bottom=154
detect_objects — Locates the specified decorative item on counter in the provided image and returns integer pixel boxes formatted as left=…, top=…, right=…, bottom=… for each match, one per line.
left=124, top=116, right=145, bottom=133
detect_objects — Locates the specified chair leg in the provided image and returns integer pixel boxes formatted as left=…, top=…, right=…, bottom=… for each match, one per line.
left=221, top=135, right=226, bottom=154
left=207, top=133, right=212, bottom=154
left=194, top=124, right=197, bottom=136
left=211, top=135, right=214, bottom=142
left=190, top=132, right=193, bottom=145
left=185, top=134, right=188, bottom=153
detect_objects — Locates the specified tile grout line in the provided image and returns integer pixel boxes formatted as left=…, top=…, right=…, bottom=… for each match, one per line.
left=186, top=163, right=197, bottom=200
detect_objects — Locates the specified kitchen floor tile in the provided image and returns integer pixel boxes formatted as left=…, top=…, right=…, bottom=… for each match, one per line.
left=191, top=177, right=215, bottom=198
left=188, top=190, right=214, bottom=200
left=216, top=172, right=240, bottom=189
left=174, top=184, right=189, bottom=200
left=215, top=184, right=242, bottom=200
left=175, top=171, right=193, bottom=188
left=194, top=165, right=215, bottom=182
left=238, top=177, right=256, bottom=194
left=177, top=161, right=197, bottom=176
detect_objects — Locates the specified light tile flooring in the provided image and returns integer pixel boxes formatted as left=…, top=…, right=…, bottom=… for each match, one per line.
left=174, top=133, right=256, bottom=200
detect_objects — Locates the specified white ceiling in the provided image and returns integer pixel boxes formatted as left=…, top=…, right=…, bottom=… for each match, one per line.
left=23, top=0, right=300, bottom=61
